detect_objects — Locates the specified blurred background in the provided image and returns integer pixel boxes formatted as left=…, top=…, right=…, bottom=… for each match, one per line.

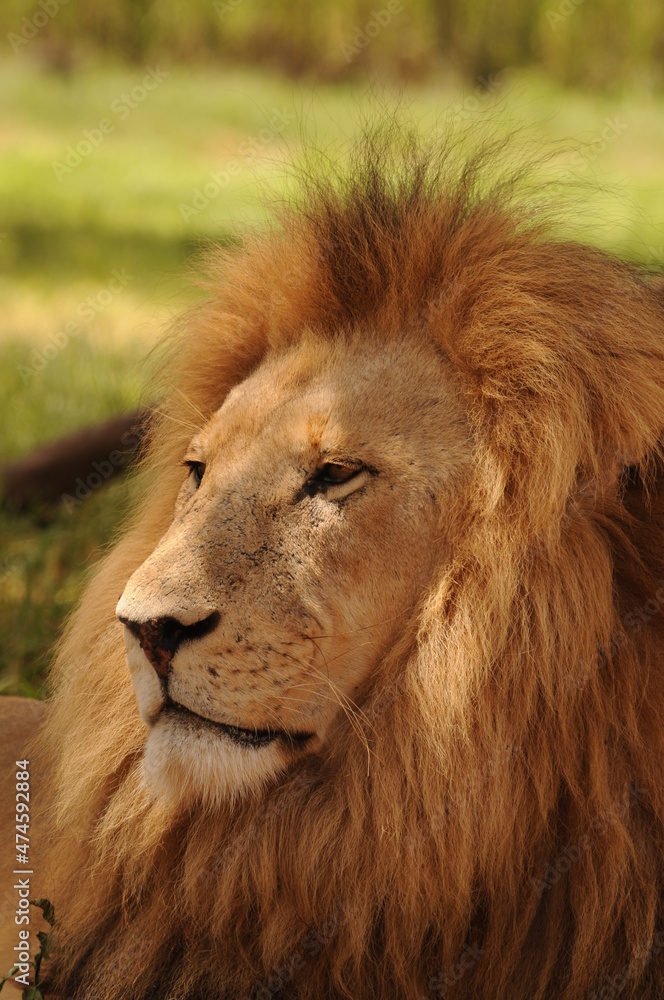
left=1, top=0, right=664, bottom=696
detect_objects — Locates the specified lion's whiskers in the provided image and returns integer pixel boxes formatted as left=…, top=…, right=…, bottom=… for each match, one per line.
left=147, top=404, right=200, bottom=435
left=306, top=609, right=409, bottom=641
left=307, top=639, right=376, bottom=775
left=170, top=386, right=210, bottom=425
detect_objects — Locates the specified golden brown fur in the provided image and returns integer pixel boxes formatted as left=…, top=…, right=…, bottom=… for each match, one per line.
left=16, top=137, right=664, bottom=997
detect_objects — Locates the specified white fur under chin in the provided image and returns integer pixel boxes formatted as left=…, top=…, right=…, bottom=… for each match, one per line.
left=121, top=630, right=285, bottom=805
left=140, top=715, right=286, bottom=808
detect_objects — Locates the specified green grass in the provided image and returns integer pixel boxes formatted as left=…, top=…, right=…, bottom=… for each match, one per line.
left=0, top=476, right=132, bottom=698
left=1, top=60, right=664, bottom=694
left=0, top=334, right=148, bottom=696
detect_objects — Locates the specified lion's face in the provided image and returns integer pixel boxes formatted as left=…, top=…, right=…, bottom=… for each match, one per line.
left=116, top=333, right=469, bottom=803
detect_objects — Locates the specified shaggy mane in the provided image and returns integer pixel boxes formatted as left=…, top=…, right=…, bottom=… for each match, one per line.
left=36, top=134, right=664, bottom=999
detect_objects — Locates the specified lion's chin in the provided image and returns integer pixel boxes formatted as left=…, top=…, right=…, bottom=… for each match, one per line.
left=163, top=699, right=316, bottom=750
left=140, top=712, right=290, bottom=807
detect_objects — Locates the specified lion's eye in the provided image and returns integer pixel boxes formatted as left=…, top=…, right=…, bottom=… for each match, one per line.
left=184, top=461, right=205, bottom=488
left=307, top=462, right=371, bottom=502
left=319, top=462, right=360, bottom=485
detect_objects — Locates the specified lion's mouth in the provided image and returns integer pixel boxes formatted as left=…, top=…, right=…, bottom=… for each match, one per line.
left=163, top=698, right=315, bottom=750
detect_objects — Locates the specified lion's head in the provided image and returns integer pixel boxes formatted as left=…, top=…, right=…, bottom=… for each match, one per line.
left=36, top=137, right=664, bottom=999
left=116, top=334, right=468, bottom=803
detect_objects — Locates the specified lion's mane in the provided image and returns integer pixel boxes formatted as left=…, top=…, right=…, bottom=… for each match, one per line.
left=36, top=137, right=664, bottom=999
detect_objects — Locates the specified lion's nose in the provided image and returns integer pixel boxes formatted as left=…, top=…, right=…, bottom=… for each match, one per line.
left=118, top=612, right=220, bottom=677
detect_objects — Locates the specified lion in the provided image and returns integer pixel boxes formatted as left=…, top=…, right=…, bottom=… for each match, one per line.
left=2, top=135, right=664, bottom=999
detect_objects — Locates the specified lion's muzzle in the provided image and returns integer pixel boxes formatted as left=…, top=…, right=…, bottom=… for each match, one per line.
left=118, top=610, right=220, bottom=677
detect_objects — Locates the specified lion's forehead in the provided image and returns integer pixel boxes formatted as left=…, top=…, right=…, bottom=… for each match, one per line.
left=196, top=335, right=468, bottom=474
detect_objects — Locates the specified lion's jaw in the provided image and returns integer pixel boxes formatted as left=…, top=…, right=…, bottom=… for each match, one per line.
left=116, top=333, right=469, bottom=805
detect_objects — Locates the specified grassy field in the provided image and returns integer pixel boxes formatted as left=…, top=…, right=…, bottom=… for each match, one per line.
left=1, top=59, right=664, bottom=695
